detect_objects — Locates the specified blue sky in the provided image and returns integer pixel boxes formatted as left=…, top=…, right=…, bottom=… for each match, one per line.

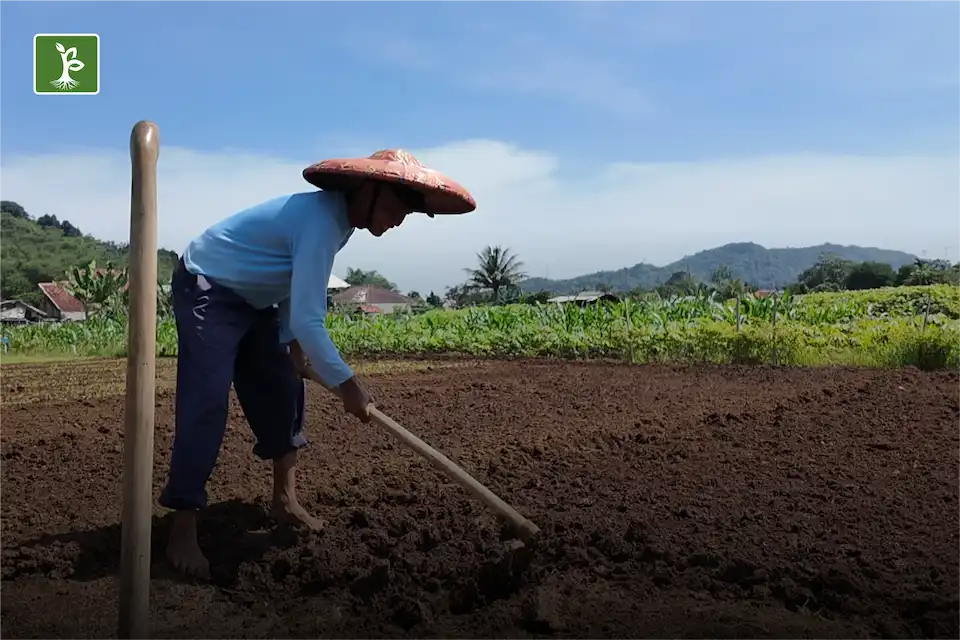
left=2, top=1, right=958, bottom=293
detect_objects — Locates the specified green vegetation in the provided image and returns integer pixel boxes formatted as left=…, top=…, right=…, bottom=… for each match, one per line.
left=0, top=202, right=179, bottom=306
left=2, top=199, right=956, bottom=371
left=5, top=285, right=957, bottom=370
left=785, top=253, right=960, bottom=294
left=343, top=267, right=400, bottom=292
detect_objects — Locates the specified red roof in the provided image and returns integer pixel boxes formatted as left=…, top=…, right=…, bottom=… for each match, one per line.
left=38, top=282, right=85, bottom=313
left=332, top=285, right=413, bottom=305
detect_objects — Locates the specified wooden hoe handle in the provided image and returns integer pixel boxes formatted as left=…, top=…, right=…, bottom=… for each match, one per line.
left=302, top=369, right=540, bottom=541
left=366, top=405, right=540, bottom=541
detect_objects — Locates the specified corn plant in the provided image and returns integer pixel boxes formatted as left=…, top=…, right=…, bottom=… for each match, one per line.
left=4, top=284, right=957, bottom=370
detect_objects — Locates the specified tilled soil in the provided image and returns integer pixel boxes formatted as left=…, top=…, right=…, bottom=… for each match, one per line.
left=1, top=358, right=958, bottom=638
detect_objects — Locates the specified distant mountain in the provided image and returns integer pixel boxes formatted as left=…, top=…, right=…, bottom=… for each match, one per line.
left=519, top=242, right=920, bottom=294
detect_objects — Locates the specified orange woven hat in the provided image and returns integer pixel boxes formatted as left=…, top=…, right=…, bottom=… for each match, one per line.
left=302, top=149, right=476, bottom=216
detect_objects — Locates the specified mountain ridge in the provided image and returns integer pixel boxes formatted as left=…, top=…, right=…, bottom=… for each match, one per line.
left=519, top=242, right=920, bottom=294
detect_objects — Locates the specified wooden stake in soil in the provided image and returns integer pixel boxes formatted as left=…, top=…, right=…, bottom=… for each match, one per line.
left=119, top=120, right=160, bottom=640
left=771, top=293, right=779, bottom=366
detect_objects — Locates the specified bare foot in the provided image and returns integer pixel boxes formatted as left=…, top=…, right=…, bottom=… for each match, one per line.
left=270, top=498, right=324, bottom=531
left=271, top=450, right=324, bottom=531
left=166, top=510, right=210, bottom=580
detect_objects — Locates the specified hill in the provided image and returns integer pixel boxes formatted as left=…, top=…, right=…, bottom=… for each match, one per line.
left=519, top=242, right=920, bottom=294
left=1, top=201, right=179, bottom=306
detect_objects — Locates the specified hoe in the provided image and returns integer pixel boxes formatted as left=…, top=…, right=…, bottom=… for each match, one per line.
left=300, top=364, right=541, bottom=545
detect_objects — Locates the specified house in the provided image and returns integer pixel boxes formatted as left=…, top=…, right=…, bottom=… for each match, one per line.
left=327, top=274, right=351, bottom=290
left=547, top=291, right=621, bottom=306
left=37, top=282, right=86, bottom=321
left=331, top=285, right=414, bottom=314
left=0, top=299, right=50, bottom=324
left=34, top=269, right=347, bottom=321
left=35, top=266, right=125, bottom=322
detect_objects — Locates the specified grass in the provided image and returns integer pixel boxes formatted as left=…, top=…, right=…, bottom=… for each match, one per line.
left=2, top=284, right=957, bottom=370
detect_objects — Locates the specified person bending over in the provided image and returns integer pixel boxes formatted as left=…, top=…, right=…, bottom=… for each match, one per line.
left=159, top=149, right=476, bottom=578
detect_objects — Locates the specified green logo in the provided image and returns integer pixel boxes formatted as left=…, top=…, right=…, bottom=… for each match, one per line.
left=34, top=33, right=99, bottom=95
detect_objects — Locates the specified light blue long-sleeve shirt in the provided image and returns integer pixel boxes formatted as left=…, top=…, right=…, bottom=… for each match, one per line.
left=181, top=190, right=356, bottom=388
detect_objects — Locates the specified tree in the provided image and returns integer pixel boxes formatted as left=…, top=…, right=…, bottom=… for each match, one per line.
left=711, top=265, right=733, bottom=282
left=656, top=271, right=697, bottom=298
left=795, top=254, right=854, bottom=292
left=425, top=291, right=442, bottom=307
left=0, top=200, right=30, bottom=220
left=344, top=267, right=398, bottom=292
left=844, top=261, right=895, bottom=290
left=0, top=270, right=37, bottom=304
left=710, top=264, right=747, bottom=299
left=36, top=214, right=83, bottom=238
left=443, top=283, right=489, bottom=308
left=897, top=258, right=956, bottom=286
left=894, top=263, right=914, bottom=286
left=37, top=214, right=60, bottom=229
left=463, top=245, right=527, bottom=302
left=60, top=220, right=82, bottom=237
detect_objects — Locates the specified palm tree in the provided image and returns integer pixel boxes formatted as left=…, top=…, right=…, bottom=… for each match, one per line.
left=464, top=245, right=527, bottom=301
left=904, top=259, right=937, bottom=286
left=344, top=267, right=398, bottom=292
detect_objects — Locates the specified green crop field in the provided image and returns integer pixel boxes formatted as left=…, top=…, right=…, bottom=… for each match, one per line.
left=2, top=284, right=958, bottom=370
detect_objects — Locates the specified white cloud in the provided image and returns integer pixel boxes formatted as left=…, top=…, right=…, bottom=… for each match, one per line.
left=2, top=141, right=958, bottom=294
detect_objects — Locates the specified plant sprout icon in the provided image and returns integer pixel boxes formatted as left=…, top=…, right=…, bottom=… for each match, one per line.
left=51, top=41, right=84, bottom=91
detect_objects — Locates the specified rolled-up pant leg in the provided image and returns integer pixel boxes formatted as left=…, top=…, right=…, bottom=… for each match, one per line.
left=233, top=305, right=308, bottom=461
left=158, top=265, right=254, bottom=511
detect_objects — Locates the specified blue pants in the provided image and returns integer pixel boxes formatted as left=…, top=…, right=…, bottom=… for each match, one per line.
left=158, top=260, right=307, bottom=511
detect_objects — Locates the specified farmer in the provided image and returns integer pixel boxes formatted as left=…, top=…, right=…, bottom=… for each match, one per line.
left=159, top=149, right=476, bottom=578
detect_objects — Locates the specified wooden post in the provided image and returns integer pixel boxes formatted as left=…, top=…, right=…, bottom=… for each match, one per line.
left=771, top=293, right=778, bottom=366
left=734, top=296, right=741, bottom=364
left=118, top=120, right=160, bottom=639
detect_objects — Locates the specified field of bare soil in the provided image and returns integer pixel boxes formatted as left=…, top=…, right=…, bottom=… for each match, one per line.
left=1, top=357, right=958, bottom=638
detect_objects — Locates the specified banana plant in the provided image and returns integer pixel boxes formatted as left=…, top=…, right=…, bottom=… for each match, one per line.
left=66, top=259, right=128, bottom=318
